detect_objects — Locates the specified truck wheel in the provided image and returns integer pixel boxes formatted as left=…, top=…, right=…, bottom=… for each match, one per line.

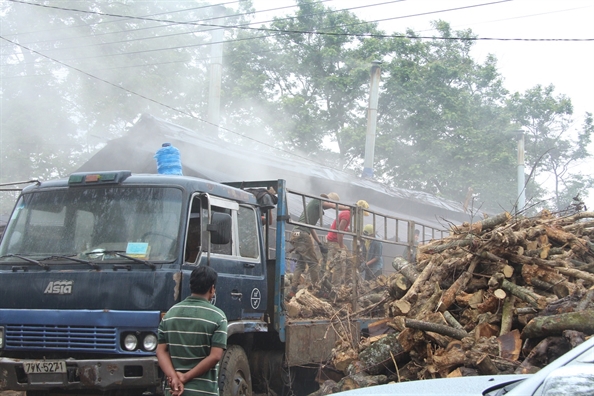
left=219, top=345, right=252, bottom=396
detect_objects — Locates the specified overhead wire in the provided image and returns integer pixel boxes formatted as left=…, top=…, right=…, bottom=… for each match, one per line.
left=2, top=1, right=592, bottom=177
left=6, top=0, right=592, bottom=43
left=1, top=0, right=395, bottom=67
left=0, top=0, right=242, bottom=39
left=6, top=0, right=590, bottom=77
left=3, top=0, right=592, bottom=82
left=0, top=35, right=343, bottom=173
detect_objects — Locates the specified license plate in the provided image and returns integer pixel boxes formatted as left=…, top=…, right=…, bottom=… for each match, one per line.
left=23, top=360, right=67, bottom=374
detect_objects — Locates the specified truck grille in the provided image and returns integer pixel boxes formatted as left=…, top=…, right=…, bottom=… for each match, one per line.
left=5, top=324, right=117, bottom=352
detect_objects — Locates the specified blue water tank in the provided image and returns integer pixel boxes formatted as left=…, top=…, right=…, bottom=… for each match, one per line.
left=154, top=143, right=183, bottom=175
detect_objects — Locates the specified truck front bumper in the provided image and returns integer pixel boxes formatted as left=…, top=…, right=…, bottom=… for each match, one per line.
left=0, top=356, right=161, bottom=392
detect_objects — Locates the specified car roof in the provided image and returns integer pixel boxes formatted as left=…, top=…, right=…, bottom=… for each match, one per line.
left=334, top=374, right=529, bottom=396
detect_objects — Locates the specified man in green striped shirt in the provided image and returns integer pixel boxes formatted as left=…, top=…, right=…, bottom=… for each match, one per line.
left=157, top=266, right=228, bottom=396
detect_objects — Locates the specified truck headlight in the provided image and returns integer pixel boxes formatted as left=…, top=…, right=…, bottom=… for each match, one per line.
left=123, top=334, right=138, bottom=351
left=143, top=333, right=158, bottom=351
left=0, top=326, right=4, bottom=349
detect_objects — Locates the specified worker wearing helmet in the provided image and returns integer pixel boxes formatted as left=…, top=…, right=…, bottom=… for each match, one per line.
left=360, top=224, right=383, bottom=280
left=326, top=200, right=370, bottom=287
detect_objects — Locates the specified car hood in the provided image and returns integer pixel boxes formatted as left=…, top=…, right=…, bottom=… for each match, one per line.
left=335, top=374, right=530, bottom=396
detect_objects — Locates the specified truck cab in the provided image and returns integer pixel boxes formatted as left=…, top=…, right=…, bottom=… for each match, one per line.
left=0, top=170, right=441, bottom=396
left=0, top=171, right=270, bottom=395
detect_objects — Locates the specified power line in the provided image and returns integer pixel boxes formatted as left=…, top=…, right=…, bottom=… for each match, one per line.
left=6, top=0, right=592, bottom=42
left=5, top=0, right=591, bottom=75
left=1, top=0, right=388, bottom=62
left=0, top=35, right=343, bottom=173
left=1, top=1, right=242, bottom=39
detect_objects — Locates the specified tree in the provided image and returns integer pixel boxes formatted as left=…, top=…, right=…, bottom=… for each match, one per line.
left=375, top=21, right=518, bottom=213
left=222, top=0, right=386, bottom=168
left=1, top=1, right=591, bottom=218
left=506, top=85, right=593, bottom=212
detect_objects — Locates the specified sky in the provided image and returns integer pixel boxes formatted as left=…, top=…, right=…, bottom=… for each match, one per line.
left=251, top=0, right=594, bottom=209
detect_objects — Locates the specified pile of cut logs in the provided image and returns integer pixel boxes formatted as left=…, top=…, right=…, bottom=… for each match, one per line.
left=294, top=210, right=594, bottom=394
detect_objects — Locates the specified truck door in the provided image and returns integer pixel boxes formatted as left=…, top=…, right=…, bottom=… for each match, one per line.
left=181, top=195, right=267, bottom=322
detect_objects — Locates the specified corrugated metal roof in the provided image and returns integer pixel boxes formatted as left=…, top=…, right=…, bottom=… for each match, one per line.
left=77, top=114, right=479, bottom=229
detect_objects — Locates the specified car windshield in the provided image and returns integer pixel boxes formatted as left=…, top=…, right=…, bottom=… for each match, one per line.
left=0, top=186, right=183, bottom=263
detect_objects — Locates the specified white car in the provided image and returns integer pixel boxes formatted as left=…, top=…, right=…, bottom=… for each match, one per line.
left=336, top=335, right=594, bottom=396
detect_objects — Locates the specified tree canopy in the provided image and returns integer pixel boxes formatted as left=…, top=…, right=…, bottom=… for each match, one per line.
left=1, top=0, right=591, bottom=215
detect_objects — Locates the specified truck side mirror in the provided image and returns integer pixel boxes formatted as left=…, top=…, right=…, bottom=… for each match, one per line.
left=207, top=212, right=232, bottom=245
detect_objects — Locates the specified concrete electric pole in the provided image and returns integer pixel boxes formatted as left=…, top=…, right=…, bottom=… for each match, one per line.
left=362, top=61, right=382, bottom=179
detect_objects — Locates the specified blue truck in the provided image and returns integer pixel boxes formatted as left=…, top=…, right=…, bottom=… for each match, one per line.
left=0, top=170, right=435, bottom=396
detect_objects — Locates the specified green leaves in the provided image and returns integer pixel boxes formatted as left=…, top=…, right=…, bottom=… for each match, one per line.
left=1, top=1, right=590, bottom=215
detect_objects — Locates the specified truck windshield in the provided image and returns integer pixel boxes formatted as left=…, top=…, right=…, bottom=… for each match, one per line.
left=0, top=186, right=183, bottom=263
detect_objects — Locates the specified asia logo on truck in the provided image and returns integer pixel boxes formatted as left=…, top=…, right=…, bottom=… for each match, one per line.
left=44, top=280, right=73, bottom=294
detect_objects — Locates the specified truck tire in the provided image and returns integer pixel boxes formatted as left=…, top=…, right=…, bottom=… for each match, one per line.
left=219, top=345, right=252, bottom=396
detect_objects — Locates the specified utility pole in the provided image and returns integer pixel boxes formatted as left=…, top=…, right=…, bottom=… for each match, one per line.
left=362, top=61, right=382, bottom=179
left=207, top=6, right=226, bottom=138
left=517, top=130, right=526, bottom=213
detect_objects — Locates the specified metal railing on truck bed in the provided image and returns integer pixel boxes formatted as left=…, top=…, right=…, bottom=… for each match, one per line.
left=225, top=180, right=449, bottom=367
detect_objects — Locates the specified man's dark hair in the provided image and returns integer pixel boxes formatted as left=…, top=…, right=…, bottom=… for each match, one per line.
left=190, top=266, right=218, bottom=294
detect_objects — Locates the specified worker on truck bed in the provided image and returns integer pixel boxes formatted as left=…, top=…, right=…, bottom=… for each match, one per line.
left=360, top=224, right=384, bottom=280
left=326, top=200, right=370, bottom=287
left=157, top=266, right=228, bottom=396
left=287, top=192, right=349, bottom=300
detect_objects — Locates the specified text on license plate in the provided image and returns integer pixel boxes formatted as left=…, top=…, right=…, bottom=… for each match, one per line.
left=23, top=360, right=67, bottom=374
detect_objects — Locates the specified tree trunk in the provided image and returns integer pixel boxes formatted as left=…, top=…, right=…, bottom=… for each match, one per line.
left=521, top=310, right=594, bottom=338
left=405, top=318, right=469, bottom=340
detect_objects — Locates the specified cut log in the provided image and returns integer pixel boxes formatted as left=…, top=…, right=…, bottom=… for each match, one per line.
left=334, top=373, right=387, bottom=392
left=286, top=299, right=301, bottom=317
left=563, top=329, right=586, bottom=348
left=556, top=267, right=594, bottom=284
left=494, top=289, right=507, bottom=299
left=438, top=257, right=479, bottom=312
left=332, top=347, right=358, bottom=374
left=399, top=263, right=420, bottom=284
left=295, top=289, right=334, bottom=316
left=477, top=294, right=500, bottom=314
left=443, top=310, right=464, bottom=330
left=358, top=332, right=406, bottom=375
left=521, top=310, right=594, bottom=338
left=521, top=264, right=566, bottom=287
left=516, top=337, right=571, bottom=374
left=387, top=273, right=411, bottom=299
left=503, top=265, right=514, bottom=278
left=422, top=312, right=457, bottom=349
left=476, top=354, right=499, bottom=375
left=473, top=322, right=499, bottom=340
left=468, top=289, right=485, bottom=309
left=410, top=283, right=442, bottom=318
left=389, top=299, right=411, bottom=316
left=306, top=380, right=336, bottom=396
left=496, top=329, right=521, bottom=361
left=396, top=326, right=423, bottom=353
left=576, top=289, right=594, bottom=311
left=398, top=256, right=439, bottom=304
left=500, top=296, right=516, bottom=336
left=420, top=236, right=476, bottom=254
left=500, top=279, right=547, bottom=310
left=456, top=212, right=511, bottom=234
left=404, top=318, right=469, bottom=340
left=432, top=341, right=466, bottom=374
left=367, top=318, right=392, bottom=337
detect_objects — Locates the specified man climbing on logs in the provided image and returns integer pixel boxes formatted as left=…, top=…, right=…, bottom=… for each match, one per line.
left=325, top=200, right=370, bottom=288
left=286, top=192, right=349, bottom=301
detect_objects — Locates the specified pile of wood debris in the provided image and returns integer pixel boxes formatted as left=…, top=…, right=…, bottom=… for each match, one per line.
left=288, top=210, right=594, bottom=394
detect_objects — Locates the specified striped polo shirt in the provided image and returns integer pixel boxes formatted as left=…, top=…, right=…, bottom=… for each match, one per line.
left=158, top=295, right=228, bottom=396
